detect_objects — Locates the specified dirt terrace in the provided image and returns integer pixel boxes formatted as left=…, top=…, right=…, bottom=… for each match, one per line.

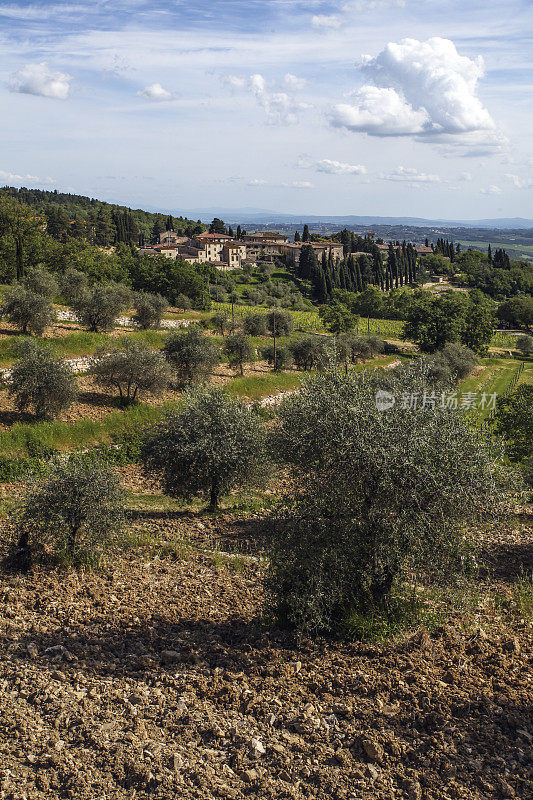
left=0, top=515, right=531, bottom=800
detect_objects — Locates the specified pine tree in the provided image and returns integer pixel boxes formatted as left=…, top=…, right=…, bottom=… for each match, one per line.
left=488, top=243, right=492, bottom=264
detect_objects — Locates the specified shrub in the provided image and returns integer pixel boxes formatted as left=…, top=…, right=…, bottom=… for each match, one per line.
left=266, top=365, right=502, bottom=636
left=289, top=336, right=331, bottom=371
left=243, top=311, right=267, bottom=337
left=224, top=332, right=255, bottom=375
left=163, top=325, right=220, bottom=386
left=267, top=309, right=294, bottom=338
left=15, top=456, right=125, bottom=565
left=133, top=291, right=168, bottom=330
left=141, top=386, right=268, bottom=509
left=211, top=311, right=229, bottom=336
left=516, top=334, right=533, bottom=357
left=8, top=341, right=77, bottom=418
left=22, top=266, right=59, bottom=299
left=2, top=286, right=55, bottom=336
left=175, top=293, right=192, bottom=310
left=91, top=340, right=171, bottom=404
left=433, top=343, right=476, bottom=380
left=73, top=283, right=131, bottom=332
left=60, top=268, right=88, bottom=305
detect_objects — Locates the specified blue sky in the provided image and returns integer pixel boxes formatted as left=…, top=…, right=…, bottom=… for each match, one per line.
left=1, top=0, right=532, bottom=218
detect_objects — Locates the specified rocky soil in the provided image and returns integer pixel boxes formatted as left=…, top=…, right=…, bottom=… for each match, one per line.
left=0, top=514, right=531, bottom=800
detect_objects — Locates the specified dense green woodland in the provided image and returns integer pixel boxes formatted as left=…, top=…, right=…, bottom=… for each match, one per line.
left=1, top=186, right=205, bottom=247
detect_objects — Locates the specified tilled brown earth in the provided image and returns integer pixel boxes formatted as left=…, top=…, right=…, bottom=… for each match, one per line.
left=0, top=521, right=531, bottom=800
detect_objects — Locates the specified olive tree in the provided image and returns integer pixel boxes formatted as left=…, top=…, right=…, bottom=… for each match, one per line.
left=60, top=268, right=88, bottom=305
left=8, top=340, right=77, bottom=418
left=2, top=286, right=55, bottom=336
left=22, top=266, right=59, bottom=299
left=243, top=311, right=267, bottom=337
left=428, top=343, right=476, bottom=383
left=289, top=336, right=331, bottom=371
left=141, top=386, right=268, bottom=509
left=224, top=332, right=255, bottom=375
left=15, top=456, right=124, bottom=564
left=133, top=291, right=168, bottom=330
left=267, top=309, right=294, bottom=338
left=267, top=363, right=503, bottom=636
left=73, top=283, right=132, bottom=332
left=262, top=343, right=292, bottom=371
left=163, top=325, right=219, bottom=386
left=211, top=311, right=229, bottom=336
left=91, top=340, right=171, bottom=404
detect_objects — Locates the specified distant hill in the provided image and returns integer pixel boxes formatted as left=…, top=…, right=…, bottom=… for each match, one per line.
left=178, top=208, right=533, bottom=231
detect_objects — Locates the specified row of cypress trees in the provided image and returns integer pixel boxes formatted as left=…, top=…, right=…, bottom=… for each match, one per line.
left=296, top=241, right=419, bottom=301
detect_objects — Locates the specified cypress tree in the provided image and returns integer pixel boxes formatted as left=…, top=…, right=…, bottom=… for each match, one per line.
left=294, top=230, right=301, bottom=242
left=302, top=224, right=310, bottom=242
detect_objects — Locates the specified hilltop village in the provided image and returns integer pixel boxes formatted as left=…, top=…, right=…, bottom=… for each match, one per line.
left=139, top=228, right=433, bottom=272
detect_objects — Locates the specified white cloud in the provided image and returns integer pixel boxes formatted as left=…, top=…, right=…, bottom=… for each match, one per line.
left=333, top=86, right=428, bottom=136
left=227, top=73, right=308, bottom=124
left=0, top=169, right=54, bottom=184
left=480, top=185, right=502, bottom=195
left=138, top=83, right=176, bottom=102
left=248, top=178, right=268, bottom=186
left=459, top=172, right=473, bottom=181
left=299, top=157, right=367, bottom=175
left=282, top=180, right=314, bottom=188
left=380, top=166, right=441, bottom=183
left=283, top=73, right=306, bottom=91
left=331, top=38, right=497, bottom=143
left=311, top=14, right=341, bottom=29
left=9, top=62, right=72, bottom=99
left=505, top=173, right=532, bottom=189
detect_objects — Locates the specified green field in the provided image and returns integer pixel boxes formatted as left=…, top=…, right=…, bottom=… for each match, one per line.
left=459, top=356, right=533, bottom=419
left=456, top=238, right=533, bottom=264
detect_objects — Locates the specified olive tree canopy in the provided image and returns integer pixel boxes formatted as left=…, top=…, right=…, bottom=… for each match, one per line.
left=267, top=363, right=504, bottom=636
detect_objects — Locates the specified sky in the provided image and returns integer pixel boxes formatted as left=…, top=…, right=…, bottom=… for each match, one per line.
left=1, top=0, right=532, bottom=219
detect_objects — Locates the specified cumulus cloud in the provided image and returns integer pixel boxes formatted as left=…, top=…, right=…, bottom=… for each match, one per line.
left=333, top=86, right=428, bottom=136
left=380, top=166, right=441, bottom=183
left=138, top=83, right=176, bottom=102
left=311, top=14, right=341, bottom=29
left=480, top=185, right=502, bottom=195
left=226, top=73, right=309, bottom=124
left=9, top=62, right=72, bottom=99
left=331, top=37, right=497, bottom=144
left=298, top=156, right=367, bottom=175
left=0, top=169, right=54, bottom=184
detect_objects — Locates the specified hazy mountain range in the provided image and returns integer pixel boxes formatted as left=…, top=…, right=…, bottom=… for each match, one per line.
left=176, top=207, right=533, bottom=230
